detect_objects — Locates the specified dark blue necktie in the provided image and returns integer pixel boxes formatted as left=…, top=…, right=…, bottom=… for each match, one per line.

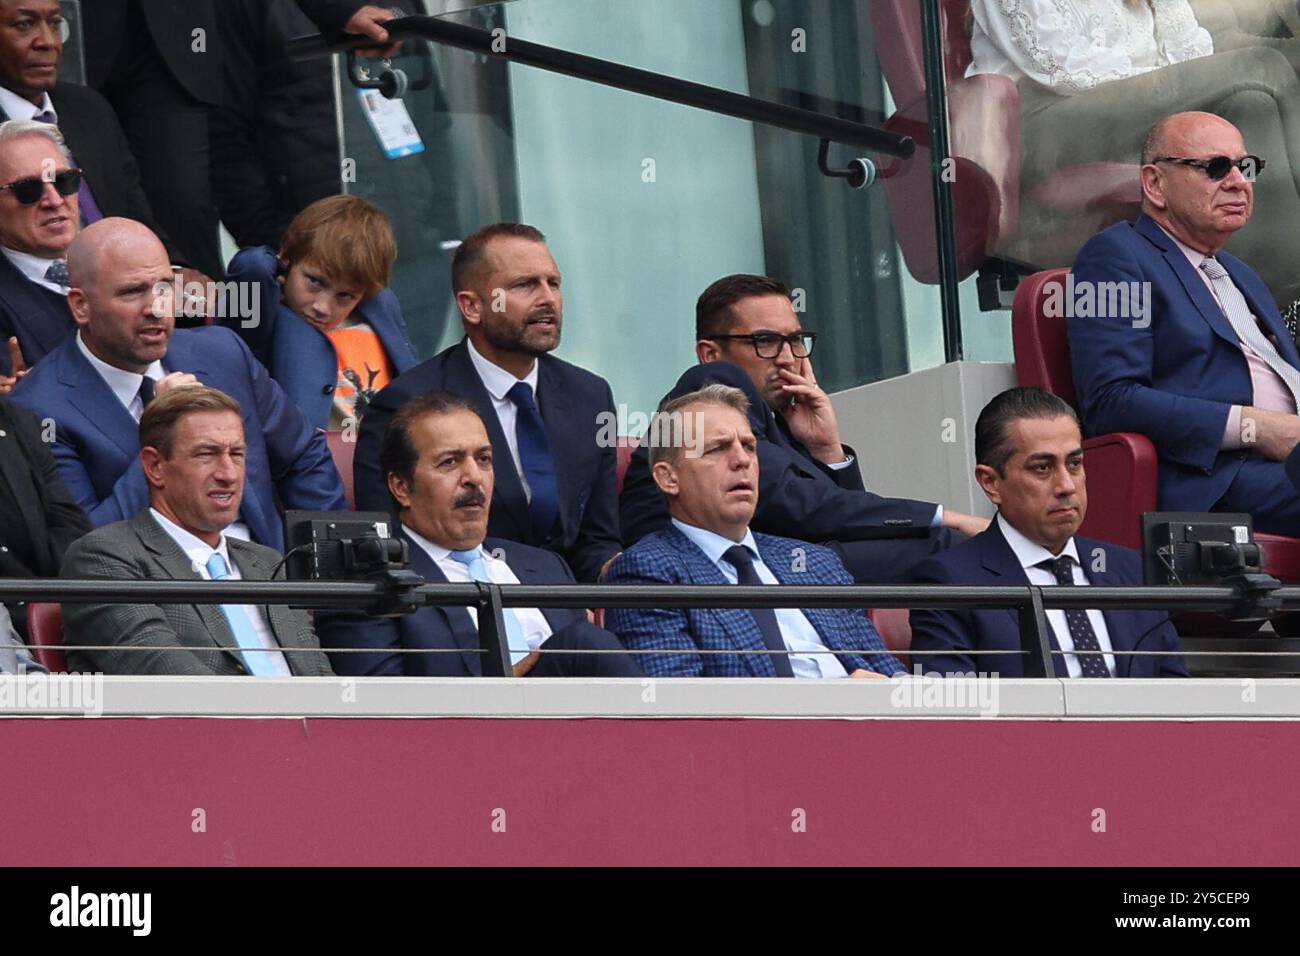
left=507, top=381, right=559, bottom=543
left=1039, top=555, right=1111, bottom=678
left=722, top=544, right=795, bottom=677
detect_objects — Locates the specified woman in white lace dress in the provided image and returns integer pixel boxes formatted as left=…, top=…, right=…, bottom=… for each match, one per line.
left=967, top=0, right=1300, bottom=306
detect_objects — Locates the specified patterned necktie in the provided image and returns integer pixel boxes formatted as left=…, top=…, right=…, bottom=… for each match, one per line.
left=506, top=381, right=560, bottom=543
left=204, top=552, right=288, bottom=677
left=721, top=544, right=795, bottom=677
left=44, top=259, right=69, bottom=289
left=1200, top=256, right=1300, bottom=409
left=1038, top=555, right=1110, bottom=678
left=447, top=546, right=529, bottom=665
left=32, top=110, right=104, bottom=224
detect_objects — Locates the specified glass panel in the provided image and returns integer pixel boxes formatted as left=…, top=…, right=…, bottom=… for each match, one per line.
left=339, top=0, right=943, bottom=418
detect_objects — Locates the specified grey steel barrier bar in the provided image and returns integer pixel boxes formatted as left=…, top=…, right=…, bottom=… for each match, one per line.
left=284, top=15, right=915, bottom=157
left=5, top=579, right=1300, bottom=676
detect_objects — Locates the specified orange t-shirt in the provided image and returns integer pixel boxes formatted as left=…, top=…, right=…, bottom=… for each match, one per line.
left=327, top=321, right=394, bottom=428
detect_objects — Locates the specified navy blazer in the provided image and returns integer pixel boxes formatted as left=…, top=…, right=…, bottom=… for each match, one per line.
left=316, top=533, right=587, bottom=676
left=355, top=338, right=621, bottom=582
left=1070, top=214, right=1299, bottom=513
left=224, top=246, right=420, bottom=429
left=619, top=361, right=938, bottom=547
left=0, top=252, right=75, bottom=376
left=605, top=524, right=905, bottom=678
left=907, top=522, right=1188, bottom=678
left=10, top=326, right=346, bottom=550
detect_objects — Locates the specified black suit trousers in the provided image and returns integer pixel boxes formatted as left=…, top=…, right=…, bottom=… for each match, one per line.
left=530, top=621, right=642, bottom=678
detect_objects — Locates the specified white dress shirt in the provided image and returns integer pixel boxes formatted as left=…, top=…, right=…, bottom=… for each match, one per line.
left=1, top=246, right=68, bottom=294
left=465, top=338, right=539, bottom=501
left=0, top=86, right=54, bottom=123
left=967, top=0, right=1212, bottom=95
left=149, top=508, right=291, bottom=676
left=671, top=518, right=849, bottom=679
left=75, top=331, right=164, bottom=422
left=998, top=514, right=1116, bottom=677
left=404, top=528, right=553, bottom=664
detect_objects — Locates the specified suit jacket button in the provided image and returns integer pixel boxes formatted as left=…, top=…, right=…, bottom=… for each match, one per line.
left=322, top=384, right=335, bottom=395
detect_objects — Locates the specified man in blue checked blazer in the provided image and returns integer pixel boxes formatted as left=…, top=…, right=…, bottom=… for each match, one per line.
left=605, top=383, right=903, bottom=679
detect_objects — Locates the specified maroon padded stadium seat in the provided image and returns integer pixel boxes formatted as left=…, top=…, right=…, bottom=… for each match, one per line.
left=1012, top=268, right=1300, bottom=580
left=26, top=602, right=67, bottom=673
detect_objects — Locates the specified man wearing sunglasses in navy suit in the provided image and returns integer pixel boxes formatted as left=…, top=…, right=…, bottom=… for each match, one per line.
left=1071, top=111, right=1300, bottom=536
left=0, top=119, right=78, bottom=386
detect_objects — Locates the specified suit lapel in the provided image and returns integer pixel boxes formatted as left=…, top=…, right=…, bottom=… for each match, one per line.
left=0, top=253, right=74, bottom=357
left=228, top=539, right=304, bottom=671
left=979, top=522, right=1070, bottom=678
left=1223, top=256, right=1300, bottom=367
left=60, top=339, right=139, bottom=458
left=131, top=512, right=245, bottom=663
left=447, top=341, right=532, bottom=539
left=667, top=526, right=772, bottom=676
left=1078, top=544, right=1136, bottom=678
left=405, top=532, right=482, bottom=675
left=536, top=357, right=576, bottom=545
left=1135, top=215, right=1247, bottom=352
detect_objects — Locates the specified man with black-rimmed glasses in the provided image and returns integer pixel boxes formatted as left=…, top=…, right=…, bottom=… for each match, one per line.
left=619, top=273, right=988, bottom=584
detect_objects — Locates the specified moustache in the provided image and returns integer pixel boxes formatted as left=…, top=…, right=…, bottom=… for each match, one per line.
left=454, top=487, right=487, bottom=509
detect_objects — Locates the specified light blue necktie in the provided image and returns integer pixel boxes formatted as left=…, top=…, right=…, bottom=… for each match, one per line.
left=447, top=547, right=530, bottom=665
left=205, top=552, right=287, bottom=677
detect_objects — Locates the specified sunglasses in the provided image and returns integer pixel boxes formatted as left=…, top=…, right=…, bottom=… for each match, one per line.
left=1152, top=155, right=1265, bottom=181
left=0, top=167, right=82, bottom=205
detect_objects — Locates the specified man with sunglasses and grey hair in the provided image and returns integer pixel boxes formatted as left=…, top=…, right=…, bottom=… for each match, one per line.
left=1070, top=110, right=1300, bottom=535
left=0, top=118, right=78, bottom=390
left=619, top=273, right=990, bottom=584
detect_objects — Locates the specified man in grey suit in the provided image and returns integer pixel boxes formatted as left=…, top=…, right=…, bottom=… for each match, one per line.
left=60, top=385, right=332, bottom=676
left=0, top=604, right=42, bottom=674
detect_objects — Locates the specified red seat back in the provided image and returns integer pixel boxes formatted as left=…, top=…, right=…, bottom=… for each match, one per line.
left=26, top=602, right=66, bottom=673
left=869, top=607, right=912, bottom=672
left=1011, top=268, right=1077, bottom=406
left=325, top=430, right=356, bottom=509
left=616, top=435, right=639, bottom=496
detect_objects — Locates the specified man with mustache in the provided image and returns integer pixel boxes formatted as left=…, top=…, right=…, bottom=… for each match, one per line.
left=0, top=119, right=77, bottom=388
left=908, top=387, right=1187, bottom=678
left=1071, top=111, right=1300, bottom=535
left=605, top=384, right=904, bottom=679
left=355, top=223, right=621, bottom=583
left=319, top=391, right=640, bottom=677
left=619, top=273, right=990, bottom=584
left=61, top=385, right=333, bottom=676
left=11, top=217, right=346, bottom=550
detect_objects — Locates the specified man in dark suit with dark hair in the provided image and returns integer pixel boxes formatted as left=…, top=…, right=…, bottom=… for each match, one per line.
left=319, top=391, right=640, bottom=677
left=355, top=223, right=622, bottom=583
left=619, top=273, right=989, bottom=584
left=0, top=0, right=171, bottom=254
left=908, top=387, right=1187, bottom=679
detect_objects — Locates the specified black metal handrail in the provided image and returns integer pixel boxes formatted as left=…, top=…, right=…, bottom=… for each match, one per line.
left=285, top=14, right=914, bottom=157
left=5, top=578, right=1300, bottom=679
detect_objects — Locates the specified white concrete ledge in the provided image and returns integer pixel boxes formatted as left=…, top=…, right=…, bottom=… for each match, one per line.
left=2, top=675, right=1299, bottom=718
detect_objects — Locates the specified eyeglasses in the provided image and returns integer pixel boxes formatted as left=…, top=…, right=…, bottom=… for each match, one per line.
left=0, top=168, right=81, bottom=205
left=1152, top=155, right=1265, bottom=181
left=711, top=331, right=817, bottom=359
